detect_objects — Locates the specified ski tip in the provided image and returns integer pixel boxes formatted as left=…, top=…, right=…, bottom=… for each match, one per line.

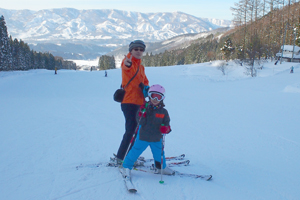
left=128, top=189, right=137, bottom=193
left=185, top=160, right=190, bottom=165
left=206, top=175, right=213, bottom=181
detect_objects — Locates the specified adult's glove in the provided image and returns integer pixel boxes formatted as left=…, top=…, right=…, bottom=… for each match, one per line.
left=160, top=125, right=171, bottom=134
left=139, top=83, right=149, bottom=97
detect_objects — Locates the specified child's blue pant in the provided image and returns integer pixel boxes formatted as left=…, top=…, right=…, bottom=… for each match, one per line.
left=123, top=130, right=166, bottom=170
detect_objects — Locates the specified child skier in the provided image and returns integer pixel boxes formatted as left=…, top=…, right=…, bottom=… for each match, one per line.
left=121, top=84, right=174, bottom=179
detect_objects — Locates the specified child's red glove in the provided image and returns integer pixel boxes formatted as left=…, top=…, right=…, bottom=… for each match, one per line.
left=160, top=125, right=171, bottom=134
left=138, top=104, right=147, bottom=118
left=138, top=110, right=146, bottom=118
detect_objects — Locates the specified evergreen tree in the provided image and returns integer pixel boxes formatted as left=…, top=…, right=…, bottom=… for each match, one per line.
left=149, top=52, right=156, bottom=66
left=0, top=15, right=12, bottom=71
left=11, top=38, right=20, bottom=69
left=110, top=55, right=116, bottom=69
left=18, top=40, right=27, bottom=70
left=98, top=55, right=116, bottom=70
left=220, top=38, right=235, bottom=61
left=143, top=52, right=150, bottom=66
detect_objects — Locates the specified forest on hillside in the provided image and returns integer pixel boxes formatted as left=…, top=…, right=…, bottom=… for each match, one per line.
left=229, top=0, right=300, bottom=59
left=140, top=1, right=300, bottom=68
left=0, top=15, right=76, bottom=71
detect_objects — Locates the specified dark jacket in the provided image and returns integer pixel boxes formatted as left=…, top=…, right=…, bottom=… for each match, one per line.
left=137, top=102, right=171, bottom=142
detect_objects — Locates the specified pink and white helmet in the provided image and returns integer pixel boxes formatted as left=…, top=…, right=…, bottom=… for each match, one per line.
left=148, top=84, right=165, bottom=101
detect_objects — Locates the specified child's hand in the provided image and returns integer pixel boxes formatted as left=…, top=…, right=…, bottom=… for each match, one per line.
left=160, top=125, right=171, bottom=134
left=138, top=110, right=146, bottom=118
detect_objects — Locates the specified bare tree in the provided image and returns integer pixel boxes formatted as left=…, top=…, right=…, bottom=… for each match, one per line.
left=267, top=0, right=275, bottom=11
left=245, top=34, right=263, bottom=77
left=218, top=61, right=227, bottom=75
left=254, top=0, right=263, bottom=21
left=262, top=0, right=267, bottom=15
left=231, top=3, right=244, bottom=26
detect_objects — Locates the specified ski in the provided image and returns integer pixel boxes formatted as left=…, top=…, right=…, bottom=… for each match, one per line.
left=138, top=154, right=185, bottom=162
left=168, top=160, right=190, bottom=167
left=147, top=160, right=190, bottom=169
left=174, top=171, right=212, bottom=180
left=133, top=167, right=212, bottom=181
left=76, top=162, right=104, bottom=170
left=118, top=167, right=137, bottom=193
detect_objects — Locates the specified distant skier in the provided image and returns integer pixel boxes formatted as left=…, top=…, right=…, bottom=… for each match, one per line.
left=290, top=66, right=294, bottom=73
left=55, top=67, right=57, bottom=75
left=105, top=70, right=107, bottom=77
left=121, top=84, right=174, bottom=180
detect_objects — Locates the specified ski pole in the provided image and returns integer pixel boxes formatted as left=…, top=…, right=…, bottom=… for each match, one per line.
left=159, top=133, right=166, bottom=184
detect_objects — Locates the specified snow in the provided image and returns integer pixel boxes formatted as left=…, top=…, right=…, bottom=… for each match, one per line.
left=281, top=45, right=300, bottom=53
left=0, top=60, right=300, bottom=200
left=277, top=45, right=300, bottom=59
left=69, top=58, right=99, bottom=69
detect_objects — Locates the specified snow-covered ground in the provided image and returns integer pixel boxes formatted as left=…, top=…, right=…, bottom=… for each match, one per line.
left=1, top=60, right=299, bottom=200
left=69, top=58, right=100, bottom=70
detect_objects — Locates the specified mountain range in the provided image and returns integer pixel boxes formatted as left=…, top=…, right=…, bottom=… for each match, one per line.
left=0, top=8, right=233, bottom=60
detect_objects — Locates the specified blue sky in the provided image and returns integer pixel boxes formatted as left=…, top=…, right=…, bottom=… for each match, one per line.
left=1, top=0, right=237, bottom=20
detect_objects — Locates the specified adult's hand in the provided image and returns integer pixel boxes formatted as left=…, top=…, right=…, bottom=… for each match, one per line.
left=124, top=55, right=132, bottom=67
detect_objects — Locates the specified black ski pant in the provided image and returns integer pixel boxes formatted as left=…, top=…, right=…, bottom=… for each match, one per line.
left=116, top=103, right=140, bottom=160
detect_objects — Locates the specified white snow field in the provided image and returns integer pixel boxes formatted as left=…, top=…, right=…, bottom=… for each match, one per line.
left=1, top=60, right=299, bottom=200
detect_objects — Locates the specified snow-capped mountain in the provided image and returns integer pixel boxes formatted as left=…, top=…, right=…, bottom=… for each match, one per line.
left=203, top=18, right=232, bottom=28
left=0, top=8, right=233, bottom=59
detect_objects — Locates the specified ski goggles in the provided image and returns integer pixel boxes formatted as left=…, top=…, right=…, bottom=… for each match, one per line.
left=149, top=92, right=164, bottom=101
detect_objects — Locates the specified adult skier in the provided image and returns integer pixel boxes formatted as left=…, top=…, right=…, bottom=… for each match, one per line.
left=115, top=40, right=150, bottom=165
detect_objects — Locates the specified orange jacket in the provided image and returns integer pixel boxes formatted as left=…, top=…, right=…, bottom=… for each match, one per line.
left=121, top=53, right=149, bottom=105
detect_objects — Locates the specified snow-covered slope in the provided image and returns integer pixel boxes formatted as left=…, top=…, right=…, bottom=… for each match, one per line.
left=0, top=61, right=299, bottom=200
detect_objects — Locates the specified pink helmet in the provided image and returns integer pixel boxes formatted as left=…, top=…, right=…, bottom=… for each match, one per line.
left=148, top=84, right=165, bottom=100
